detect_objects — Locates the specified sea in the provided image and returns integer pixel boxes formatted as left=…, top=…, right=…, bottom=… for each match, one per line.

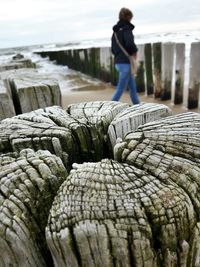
left=0, top=28, right=200, bottom=96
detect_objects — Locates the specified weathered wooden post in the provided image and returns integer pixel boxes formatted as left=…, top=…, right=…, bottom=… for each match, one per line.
left=110, top=54, right=118, bottom=85
left=56, top=50, right=64, bottom=65
left=78, top=49, right=86, bottom=73
left=188, top=42, right=200, bottom=109
left=100, top=47, right=112, bottom=82
left=4, top=73, right=61, bottom=114
left=144, top=43, right=154, bottom=95
left=0, top=80, right=15, bottom=120
left=1, top=102, right=200, bottom=267
left=73, top=49, right=82, bottom=72
left=161, top=42, right=175, bottom=100
left=172, top=43, right=185, bottom=104
left=136, top=44, right=145, bottom=92
left=83, top=49, right=90, bottom=76
left=65, top=50, right=73, bottom=69
left=48, top=51, right=58, bottom=62
left=89, top=48, right=101, bottom=78
left=153, top=42, right=162, bottom=98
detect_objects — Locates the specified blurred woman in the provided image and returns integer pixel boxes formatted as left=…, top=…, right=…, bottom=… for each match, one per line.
left=111, top=7, right=140, bottom=104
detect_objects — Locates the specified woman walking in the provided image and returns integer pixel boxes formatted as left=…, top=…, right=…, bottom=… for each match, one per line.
left=111, top=7, right=140, bottom=104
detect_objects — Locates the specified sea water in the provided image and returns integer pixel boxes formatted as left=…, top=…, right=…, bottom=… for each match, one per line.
left=0, top=29, right=200, bottom=95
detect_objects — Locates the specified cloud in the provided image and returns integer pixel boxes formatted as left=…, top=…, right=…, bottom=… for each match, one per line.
left=0, top=0, right=199, bottom=48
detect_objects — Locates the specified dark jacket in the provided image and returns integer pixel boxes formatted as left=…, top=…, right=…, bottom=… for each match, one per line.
left=111, top=20, right=138, bottom=64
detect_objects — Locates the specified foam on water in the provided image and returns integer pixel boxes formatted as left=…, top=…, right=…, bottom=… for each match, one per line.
left=31, top=28, right=200, bottom=52
left=24, top=52, right=102, bottom=92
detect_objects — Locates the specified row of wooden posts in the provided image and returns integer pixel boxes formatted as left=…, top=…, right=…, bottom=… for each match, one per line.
left=37, top=42, right=200, bottom=109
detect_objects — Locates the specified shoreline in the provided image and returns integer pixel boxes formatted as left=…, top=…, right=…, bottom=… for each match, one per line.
left=61, top=84, right=199, bottom=114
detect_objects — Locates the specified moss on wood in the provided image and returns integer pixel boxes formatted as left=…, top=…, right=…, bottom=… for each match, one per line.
left=153, top=42, right=162, bottom=98
left=174, top=70, right=183, bottom=104
left=135, top=61, right=145, bottom=92
left=144, top=43, right=154, bottom=95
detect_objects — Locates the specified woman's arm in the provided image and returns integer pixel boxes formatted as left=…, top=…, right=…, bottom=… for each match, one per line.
left=123, top=30, right=138, bottom=55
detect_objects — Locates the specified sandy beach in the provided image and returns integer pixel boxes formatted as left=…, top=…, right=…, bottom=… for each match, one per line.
left=61, top=81, right=199, bottom=114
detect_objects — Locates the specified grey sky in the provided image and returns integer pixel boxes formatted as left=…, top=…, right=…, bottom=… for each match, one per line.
left=0, top=0, right=199, bottom=48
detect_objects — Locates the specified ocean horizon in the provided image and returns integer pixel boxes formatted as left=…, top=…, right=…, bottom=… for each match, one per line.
left=0, top=26, right=200, bottom=55
left=0, top=26, right=199, bottom=105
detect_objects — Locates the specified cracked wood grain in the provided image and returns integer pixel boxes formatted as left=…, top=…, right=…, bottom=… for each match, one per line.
left=0, top=149, right=68, bottom=267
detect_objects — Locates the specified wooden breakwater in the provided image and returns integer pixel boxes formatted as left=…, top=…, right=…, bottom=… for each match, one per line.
left=0, top=54, right=61, bottom=121
left=36, top=42, right=200, bottom=109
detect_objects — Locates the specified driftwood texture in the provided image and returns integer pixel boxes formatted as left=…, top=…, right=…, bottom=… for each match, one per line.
left=108, top=103, right=172, bottom=148
left=0, top=149, right=67, bottom=267
left=0, top=102, right=199, bottom=267
left=47, top=111, right=200, bottom=267
left=0, top=102, right=128, bottom=166
left=3, top=71, right=61, bottom=114
left=47, top=157, right=199, bottom=267
left=0, top=79, right=15, bottom=120
left=0, top=106, right=79, bottom=168
left=67, top=101, right=129, bottom=158
left=0, top=68, right=61, bottom=119
left=114, top=112, right=200, bottom=266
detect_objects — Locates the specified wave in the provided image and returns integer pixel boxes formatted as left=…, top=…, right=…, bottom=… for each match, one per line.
left=0, top=28, right=199, bottom=55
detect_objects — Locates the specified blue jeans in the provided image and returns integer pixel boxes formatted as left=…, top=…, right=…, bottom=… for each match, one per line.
left=112, top=64, right=140, bottom=104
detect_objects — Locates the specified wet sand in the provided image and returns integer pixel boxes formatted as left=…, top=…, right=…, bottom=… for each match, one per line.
left=62, top=82, right=199, bottom=114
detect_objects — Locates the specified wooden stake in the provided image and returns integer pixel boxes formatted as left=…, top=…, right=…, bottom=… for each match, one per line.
left=188, top=42, right=200, bottom=109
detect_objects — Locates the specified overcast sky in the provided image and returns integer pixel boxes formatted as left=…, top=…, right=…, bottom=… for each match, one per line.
left=0, top=0, right=200, bottom=48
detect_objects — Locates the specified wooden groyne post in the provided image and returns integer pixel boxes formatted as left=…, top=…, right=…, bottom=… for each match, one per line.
left=0, top=80, right=15, bottom=120
left=188, top=42, right=200, bottom=109
left=144, top=43, right=154, bottom=95
left=161, top=43, right=175, bottom=100
left=36, top=41, right=200, bottom=110
left=174, top=43, right=185, bottom=104
left=152, top=42, right=162, bottom=98
left=135, top=44, right=145, bottom=93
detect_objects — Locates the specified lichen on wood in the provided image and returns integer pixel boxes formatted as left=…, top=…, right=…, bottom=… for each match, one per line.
left=0, top=149, right=68, bottom=267
left=108, top=103, right=172, bottom=148
left=0, top=101, right=199, bottom=266
left=47, top=155, right=199, bottom=266
left=67, top=101, right=129, bottom=158
left=0, top=102, right=129, bottom=165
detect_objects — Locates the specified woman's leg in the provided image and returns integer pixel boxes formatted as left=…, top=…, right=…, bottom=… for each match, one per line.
left=112, top=64, right=130, bottom=101
left=128, top=74, right=140, bottom=104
